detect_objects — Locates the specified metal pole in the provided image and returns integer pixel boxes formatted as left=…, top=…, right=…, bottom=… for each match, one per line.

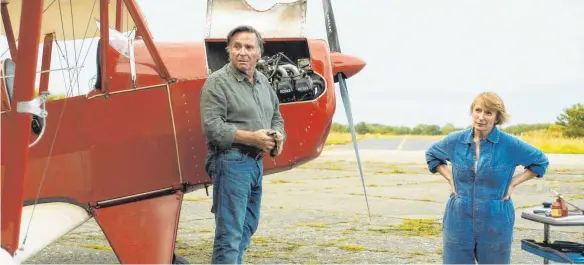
left=0, top=0, right=44, bottom=255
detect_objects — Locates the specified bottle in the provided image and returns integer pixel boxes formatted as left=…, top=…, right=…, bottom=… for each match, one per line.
left=551, top=197, right=563, bottom=218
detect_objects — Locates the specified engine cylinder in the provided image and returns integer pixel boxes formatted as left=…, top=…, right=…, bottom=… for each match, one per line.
left=275, top=77, right=294, bottom=103
left=293, top=77, right=315, bottom=101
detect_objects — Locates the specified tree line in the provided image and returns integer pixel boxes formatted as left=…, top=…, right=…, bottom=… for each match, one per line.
left=332, top=103, right=584, bottom=138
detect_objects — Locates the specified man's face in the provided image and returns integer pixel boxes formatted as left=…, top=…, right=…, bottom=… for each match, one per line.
left=228, top=32, right=260, bottom=75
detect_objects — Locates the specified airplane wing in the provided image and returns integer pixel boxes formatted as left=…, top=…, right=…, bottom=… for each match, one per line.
left=12, top=202, right=91, bottom=264
left=205, top=0, right=307, bottom=39
left=0, top=0, right=136, bottom=41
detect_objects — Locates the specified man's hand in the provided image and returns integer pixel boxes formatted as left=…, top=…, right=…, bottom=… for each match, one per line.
left=267, top=130, right=284, bottom=157
left=253, top=129, right=275, bottom=153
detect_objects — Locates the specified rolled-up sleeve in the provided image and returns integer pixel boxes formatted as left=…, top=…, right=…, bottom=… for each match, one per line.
left=200, top=77, right=237, bottom=150
left=425, top=133, right=453, bottom=173
left=514, top=138, right=549, bottom=178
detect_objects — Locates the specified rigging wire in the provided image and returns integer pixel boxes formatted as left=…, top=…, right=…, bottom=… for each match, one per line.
left=68, top=0, right=80, bottom=95
left=19, top=0, right=100, bottom=251
left=0, top=0, right=57, bottom=58
left=5, top=0, right=138, bottom=251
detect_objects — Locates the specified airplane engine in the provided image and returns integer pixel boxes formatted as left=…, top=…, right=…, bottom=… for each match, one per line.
left=274, top=76, right=294, bottom=103
left=257, top=52, right=323, bottom=103
left=205, top=39, right=326, bottom=105
left=266, top=63, right=294, bottom=103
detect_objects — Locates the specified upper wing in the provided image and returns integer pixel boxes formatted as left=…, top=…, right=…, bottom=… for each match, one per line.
left=0, top=0, right=136, bottom=41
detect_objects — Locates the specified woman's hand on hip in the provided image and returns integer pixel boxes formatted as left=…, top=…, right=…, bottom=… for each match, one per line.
left=449, top=180, right=457, bottom=196
left=436, top=164, right=456, bottom=195
left=503, top=185, right=514, bottom=200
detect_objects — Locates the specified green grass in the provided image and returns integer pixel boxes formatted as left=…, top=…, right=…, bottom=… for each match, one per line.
left=520, top=130, right=584, bottom=154
left=78, top=243, right=112, bottom=251
left=269, top=179, right=292, bottom=184
left=338, top=243, right=366, bottom=252
left=325, top=131, right=584, bottom=154
left=390, top=218, right=442, bottom=237
left=183, top=197, right=209, bottom=202
left=325, top=132, right=441, bottom=146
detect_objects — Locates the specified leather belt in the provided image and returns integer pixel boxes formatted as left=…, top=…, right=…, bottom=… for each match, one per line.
left=231, top=143, right=264, bottom=160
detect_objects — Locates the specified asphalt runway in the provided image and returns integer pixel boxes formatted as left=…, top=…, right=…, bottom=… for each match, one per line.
left=326, top=137, right=584, bottom=169
left=333, top=137, right=439, bottom=151
left=22, top=137, right=584, bottom=264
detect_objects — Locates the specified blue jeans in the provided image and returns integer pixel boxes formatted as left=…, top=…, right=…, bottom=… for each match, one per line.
left=206, top=148, right=263, bottom=264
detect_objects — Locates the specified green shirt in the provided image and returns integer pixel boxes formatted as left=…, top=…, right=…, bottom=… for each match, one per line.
left=200, top=63, right=286, bottom=150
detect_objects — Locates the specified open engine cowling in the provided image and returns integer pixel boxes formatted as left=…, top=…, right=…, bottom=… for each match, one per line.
left=204, top=39, right=326, bottom=104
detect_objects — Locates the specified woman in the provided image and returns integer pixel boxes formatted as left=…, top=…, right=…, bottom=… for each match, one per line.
left=425, top=92, right=549, bottom=264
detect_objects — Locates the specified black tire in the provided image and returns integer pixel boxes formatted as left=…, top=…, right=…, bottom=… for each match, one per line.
left=31, top=115, right=43, bottom=134
left=172, top=253, right=190, bottom=264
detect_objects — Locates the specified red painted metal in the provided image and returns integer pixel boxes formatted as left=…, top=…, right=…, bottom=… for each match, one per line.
left=262, top=38, right=337, bottom=173
left=1, top=60, right=10, bottom=113
left=0, top=0, right=43, bottom=255
left=330, top=52, right=366, bottom=79
left=92, top=191, right=183, bottom=264
left=39, top=33, right=54, bottom=94
left=122, top=0, right=171, bottom=81
left=0, top=2, right=367, bottom=262
left=15, top=37, right=357, bottom=205
left=100, top=0, right=110, bottom=93
left=115, top=0, right=123, bottom=31
left=1, top=3, right=17, bottom=63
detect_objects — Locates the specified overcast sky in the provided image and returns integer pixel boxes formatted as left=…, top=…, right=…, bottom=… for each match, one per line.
left=1, top=0, right=583, bottom=128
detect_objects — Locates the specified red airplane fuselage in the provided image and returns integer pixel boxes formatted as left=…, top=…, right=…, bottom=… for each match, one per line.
left=0, top=1, right=367, bottom=262
left=3, top=37, right=345, bottom=208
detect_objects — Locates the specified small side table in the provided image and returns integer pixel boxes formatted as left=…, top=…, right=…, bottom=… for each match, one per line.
left=521, top=207, right=584, bottom=264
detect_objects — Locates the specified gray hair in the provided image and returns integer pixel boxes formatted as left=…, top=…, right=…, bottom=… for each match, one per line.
left=225, top=25, right=264, bottom=55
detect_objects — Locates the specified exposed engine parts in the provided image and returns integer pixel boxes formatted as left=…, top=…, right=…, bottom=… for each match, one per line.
left=256, top=52, right=325, bottom=104
left=204, top=40, right=326, bottom=104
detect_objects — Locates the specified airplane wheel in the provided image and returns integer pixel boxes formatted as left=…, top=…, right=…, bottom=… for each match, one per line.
left=173, top=253, right=190, bottom=264
left=31, top=115, right=43, bottom=134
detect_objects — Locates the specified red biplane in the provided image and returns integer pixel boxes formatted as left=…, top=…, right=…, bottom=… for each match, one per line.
left=0, top=0, right=367, bottom=263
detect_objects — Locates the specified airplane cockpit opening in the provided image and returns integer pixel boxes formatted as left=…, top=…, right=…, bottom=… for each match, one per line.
left=205, top=40, right=326, bottom=104
left=94, top=39, right=103, bottom=90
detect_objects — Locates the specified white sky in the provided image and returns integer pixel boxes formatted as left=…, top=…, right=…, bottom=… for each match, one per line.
left=1, top=0, right=583, bottom=128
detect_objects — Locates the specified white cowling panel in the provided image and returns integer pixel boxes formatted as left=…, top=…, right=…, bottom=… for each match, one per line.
left=205, top=0, right=307, bottom=39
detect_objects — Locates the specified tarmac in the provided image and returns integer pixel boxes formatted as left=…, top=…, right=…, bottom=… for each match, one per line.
left=24, top=138, right=584, bottom=264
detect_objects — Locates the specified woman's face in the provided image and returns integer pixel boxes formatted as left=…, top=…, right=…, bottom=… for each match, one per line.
left=471, top=100, right=498, bottom=135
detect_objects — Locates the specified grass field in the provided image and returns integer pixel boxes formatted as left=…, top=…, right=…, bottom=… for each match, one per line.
left=519, top=130, right=584, bottom=154
left=324, top=132, right=442, bottom=146
left=325, top=131, right=584, bottom=154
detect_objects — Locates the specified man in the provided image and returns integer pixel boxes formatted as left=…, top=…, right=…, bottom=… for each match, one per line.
left=199, top=25, right=286, bottom=264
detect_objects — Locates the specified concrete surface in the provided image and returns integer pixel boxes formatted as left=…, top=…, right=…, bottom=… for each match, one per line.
left=23, top=138, right=584, bottom=264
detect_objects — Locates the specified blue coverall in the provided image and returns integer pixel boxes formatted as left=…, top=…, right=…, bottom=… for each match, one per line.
left=426, top=127, right=549, bottom=264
